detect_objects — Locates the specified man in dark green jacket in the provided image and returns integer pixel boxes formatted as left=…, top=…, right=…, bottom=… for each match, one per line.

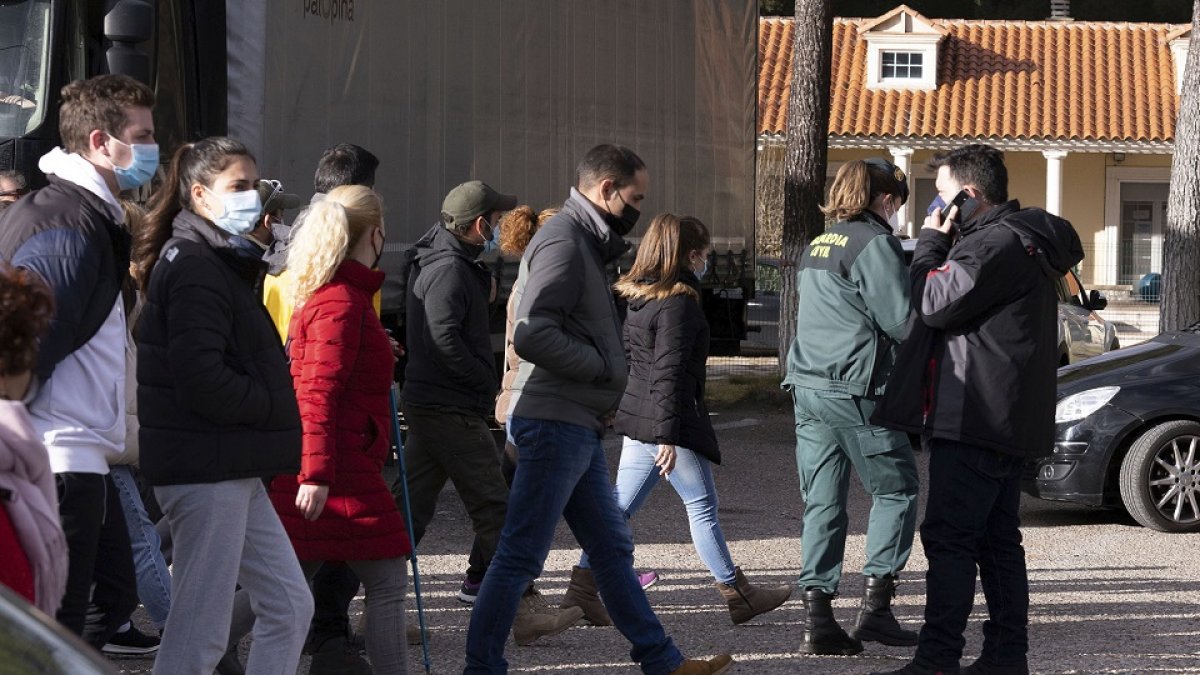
left=784, top=158, right=920, bottom=656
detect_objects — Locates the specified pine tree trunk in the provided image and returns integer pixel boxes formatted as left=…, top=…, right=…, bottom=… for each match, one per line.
left=1160, top=0, right=1200, bottom=332
left=777, top=0, right=834, bottom=371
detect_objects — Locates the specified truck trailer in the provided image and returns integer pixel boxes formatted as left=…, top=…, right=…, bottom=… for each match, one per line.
left=0, top=0, right=758, bottom=351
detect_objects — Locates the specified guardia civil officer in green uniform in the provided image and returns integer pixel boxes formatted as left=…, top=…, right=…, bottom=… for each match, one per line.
left=785, top=158, right=919, bottom=656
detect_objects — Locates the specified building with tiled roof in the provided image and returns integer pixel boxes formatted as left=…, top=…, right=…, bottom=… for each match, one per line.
left=758, top=4, right=1192, bottom=288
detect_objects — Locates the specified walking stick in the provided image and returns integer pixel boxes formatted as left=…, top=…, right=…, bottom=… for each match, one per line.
left=389, top=385, right=433, bottom=674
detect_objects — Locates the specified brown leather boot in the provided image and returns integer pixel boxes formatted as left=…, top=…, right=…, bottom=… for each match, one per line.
left=513, top=587, right=584, bottom=646
left=714, top=566, right=794, bottom=625
left=669, top=655, right=734, bottom=674
left=560, top=565, right=612, bottom=626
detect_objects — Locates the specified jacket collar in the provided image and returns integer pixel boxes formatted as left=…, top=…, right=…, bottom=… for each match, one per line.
left=565, top=188, right=630, bottom=263
left=960, top=199, right=1020, bottom=237
left=850, top=209, right=893, bottom=234
left=37, top=148, right=122, bottom=220
left=333, top=259, right=385, bottom=294
left=172, top=209, right=267, bottom=282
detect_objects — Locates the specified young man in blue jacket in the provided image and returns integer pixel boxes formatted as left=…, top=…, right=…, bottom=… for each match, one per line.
left=0, top=74, right=157, bottom=650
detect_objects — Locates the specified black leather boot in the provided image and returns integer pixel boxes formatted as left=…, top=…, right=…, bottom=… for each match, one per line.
left=853, top=574, right=919, bottom=647
left=800, top=588, right=864, bottom=655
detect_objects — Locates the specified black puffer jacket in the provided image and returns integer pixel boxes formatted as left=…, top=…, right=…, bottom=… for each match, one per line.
left=135, top=210, right=301, bottom=486
left=613, top=275, right=719, bottom=463
left=401, top=224, right=497, bottom=415
left=871, top=201, right=1083, bottom=458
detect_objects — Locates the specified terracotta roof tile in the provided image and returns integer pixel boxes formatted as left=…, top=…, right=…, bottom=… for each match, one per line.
left=758, top=16, right=1183, bottom=144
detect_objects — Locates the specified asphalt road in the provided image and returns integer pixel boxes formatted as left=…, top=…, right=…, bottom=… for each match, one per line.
left=113, top=407, right=1200, bottom=674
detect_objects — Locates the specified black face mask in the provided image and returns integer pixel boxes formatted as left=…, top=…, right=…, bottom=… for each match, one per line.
left=606, top=191, right=641, bottom=236
left=371, top=229, right=385, bottom=269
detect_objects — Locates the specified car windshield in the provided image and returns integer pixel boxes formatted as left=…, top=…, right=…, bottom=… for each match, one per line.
left=0, top=0, right=52, bottom=138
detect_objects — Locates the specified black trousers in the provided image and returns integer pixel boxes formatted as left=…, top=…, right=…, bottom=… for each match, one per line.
left=915, top=438, right=1030, bottom=670
left=56, top=472, right=138, bottom=649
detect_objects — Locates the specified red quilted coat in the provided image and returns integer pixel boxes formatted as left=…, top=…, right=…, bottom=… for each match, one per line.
left=269, top=261, right=411, bottom=561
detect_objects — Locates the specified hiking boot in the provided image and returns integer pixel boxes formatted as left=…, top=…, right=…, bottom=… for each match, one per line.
left=800, top=588, right=863, bottom=656
left=961, top=660, right=1028, bottom=675
left=669, top=655, right=734, bottom=674
left=406, top=622, right=424, bottom=645
left=308, top=635, right=371, bottom=675
left=561, top=565, right=612, bottom=626
left=458, top=576, right=483, bottom=604
left=638, top=570, right=661, bottom=589
left=853, top=574, right=919, bottom=647
left=513, top=587, right=585, bottom=646
left=714, top=566, right=793, bottom=625
left=101, top=625, right=160, bottom=656
left=869, top=662, right=958, bottom=675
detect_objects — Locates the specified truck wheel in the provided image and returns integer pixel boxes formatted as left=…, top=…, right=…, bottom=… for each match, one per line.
left=1118, top=420, right=1200, bottom=533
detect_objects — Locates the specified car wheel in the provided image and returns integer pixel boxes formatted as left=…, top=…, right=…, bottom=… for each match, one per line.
left=1118, top=420, right=1200, bottom=533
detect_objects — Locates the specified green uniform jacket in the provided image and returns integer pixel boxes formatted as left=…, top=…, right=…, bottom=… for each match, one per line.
left=783, top=211, right=911, bottom=398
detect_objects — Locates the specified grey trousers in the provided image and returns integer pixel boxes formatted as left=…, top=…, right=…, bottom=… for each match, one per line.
left=154, top=479, right=313, bottom=675
left=299, top=558, right=409, bottom=675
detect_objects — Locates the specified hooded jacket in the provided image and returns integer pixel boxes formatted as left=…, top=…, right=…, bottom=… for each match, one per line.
left=0, top=150, right=130, bottom=475
left=401, top=224, right=497, bottom=415
left=612, top=274, right=719, bottom=462
left=136, top=210, right=301, bottom=486
left=506, top=189, right=631, bottom=433
left=871, top=200, right=1084, bottom=457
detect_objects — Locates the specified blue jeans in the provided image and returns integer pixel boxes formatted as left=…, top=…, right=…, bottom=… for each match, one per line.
left=464, top=417, right=683, bottom=675
left=580, top=438, right=737, bottom=585
left=110, top=465, right=173, bottom=629
left=915, top=438, right=1029, bottom=670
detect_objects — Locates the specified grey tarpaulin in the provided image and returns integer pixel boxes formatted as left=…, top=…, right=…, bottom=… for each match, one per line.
left=225, top=0, right=757, bottom=314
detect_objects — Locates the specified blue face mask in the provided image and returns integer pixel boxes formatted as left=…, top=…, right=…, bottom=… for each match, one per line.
left=695, top=259, right=709, bottom=281
left=483, top=219, right=501, bottom=253
left=106, top=133, right=159, bottom=191
left=204, top=186, right=263, bottom=236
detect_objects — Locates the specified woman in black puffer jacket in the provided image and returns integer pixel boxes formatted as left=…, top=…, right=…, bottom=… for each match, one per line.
left=132, top=137, right=312, bottom=674
left=572, top=213, right=792, bottom=626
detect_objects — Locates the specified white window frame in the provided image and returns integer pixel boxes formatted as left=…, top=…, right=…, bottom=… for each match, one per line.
left=1101, top=166, right=1170, bottom=286
left=865, top=35, right=940, bottom=91
left=880, top=50, right=925, bottom=81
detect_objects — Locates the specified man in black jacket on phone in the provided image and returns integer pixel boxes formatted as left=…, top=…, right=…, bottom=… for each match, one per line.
left=870, top=145, right=1083, bottom=675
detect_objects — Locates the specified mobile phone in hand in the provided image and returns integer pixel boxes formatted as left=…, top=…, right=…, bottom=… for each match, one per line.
left=940, top=190, right=970, bottom=223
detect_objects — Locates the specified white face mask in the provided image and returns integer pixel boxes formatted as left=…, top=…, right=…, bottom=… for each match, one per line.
left=885, top=198, right=900, bottom=232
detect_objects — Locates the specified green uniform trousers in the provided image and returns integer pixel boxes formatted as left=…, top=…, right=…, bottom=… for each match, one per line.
left=791, top=386, right=919, bottom=594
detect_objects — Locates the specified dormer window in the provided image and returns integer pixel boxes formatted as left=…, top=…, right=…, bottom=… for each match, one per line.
left=859, top=5, right=945, bottom=91
left=1166, top=25, right=1191, bottom=94
left=881, top=51, right=924, bottom=80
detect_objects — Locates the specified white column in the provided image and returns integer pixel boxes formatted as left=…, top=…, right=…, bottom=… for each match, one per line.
left=1043, top=150, right=1068, bottom=217
left=888, top=146, right=915, bottom=236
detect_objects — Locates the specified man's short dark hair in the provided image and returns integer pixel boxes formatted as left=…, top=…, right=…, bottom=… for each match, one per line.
left=313, top=143, right=379, bottom=194
left=576, top=144, right=646, bottom=190
left=929, top=144, right=1008, bottom=205
left=58, top=74, right=155, bottom=155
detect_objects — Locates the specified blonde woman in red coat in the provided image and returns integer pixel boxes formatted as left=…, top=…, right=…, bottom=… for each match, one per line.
left=268, top=184, right=411, bottom=675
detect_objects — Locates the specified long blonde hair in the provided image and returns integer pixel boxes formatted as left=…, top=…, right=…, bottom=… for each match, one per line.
left=615, top=213, right=710, bottom=301
left=821, top=159, right=904, bottom=222
left=286, top=184, right=382, bottom=306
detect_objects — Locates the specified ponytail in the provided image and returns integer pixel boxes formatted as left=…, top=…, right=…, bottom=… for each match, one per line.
left=285, top=184, right=382, bottom=307
left=821, top=160, right=872, bottom=221
left=133, top=137, right=255, bottom=288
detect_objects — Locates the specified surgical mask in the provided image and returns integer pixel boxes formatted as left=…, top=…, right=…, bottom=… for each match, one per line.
left=887, top=202, right=900, bottom=232
left=105, top=133, right=159, bottom=190
left=203, top=186, right=262, bottom=236
left=694, top=258, right=709, bottom=281
left=483, top=219, right=501, bottom=253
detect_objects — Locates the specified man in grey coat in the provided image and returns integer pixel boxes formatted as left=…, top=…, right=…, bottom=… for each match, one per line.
left=462, top=144, right=734, bottom=675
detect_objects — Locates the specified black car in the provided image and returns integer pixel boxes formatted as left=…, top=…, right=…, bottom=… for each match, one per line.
left=1024, top=326, right=1200, bottom=533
